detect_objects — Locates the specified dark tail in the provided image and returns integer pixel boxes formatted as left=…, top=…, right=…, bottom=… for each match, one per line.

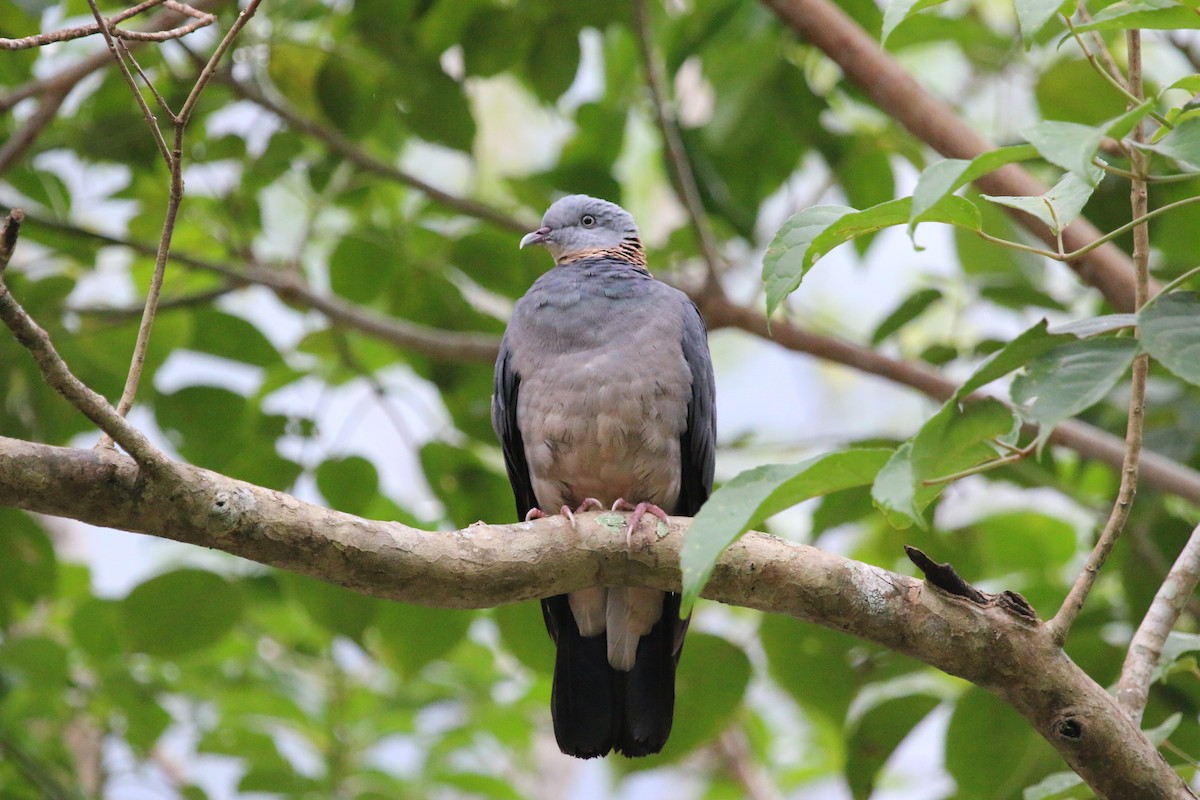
left=542, top=594, right=685, bottom=758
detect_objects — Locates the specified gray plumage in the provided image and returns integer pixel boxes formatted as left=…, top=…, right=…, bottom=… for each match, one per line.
left=493, top=195, right=716, bottom=758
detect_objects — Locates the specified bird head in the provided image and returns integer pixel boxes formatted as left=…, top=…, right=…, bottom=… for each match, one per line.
left=519, top=195, right=640, bottom=263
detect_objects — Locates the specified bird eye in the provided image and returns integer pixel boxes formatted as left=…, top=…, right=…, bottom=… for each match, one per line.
left=581, top=214, right=597, bottom=228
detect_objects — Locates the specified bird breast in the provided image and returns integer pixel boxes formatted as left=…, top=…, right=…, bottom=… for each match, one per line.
left=514, top=318, right=691, bottom=514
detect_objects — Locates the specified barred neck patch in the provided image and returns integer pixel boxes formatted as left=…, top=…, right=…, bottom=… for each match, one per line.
left=557, top=237, right=648, bottom=272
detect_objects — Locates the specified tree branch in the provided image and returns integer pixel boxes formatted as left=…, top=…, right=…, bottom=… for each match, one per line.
left=0, top=0, right=215, bottom=51
left=1046, top=31, right=1153, bottom=646
left=631, top=0, right=724, bottom=289
left=0, top=0, right=231, bottom=175
left=1117, top=521, right=1200, bottom=723
left=762, top=0, right=1150, bottom=313
left=222, top=75, right=534, bottom=236
left=0, top=211, right=164, bottom=466
left=0, top=434, right=1189, bottom=800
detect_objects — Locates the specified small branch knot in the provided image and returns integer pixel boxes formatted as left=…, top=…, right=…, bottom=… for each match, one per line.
left=1054, top=715, right=1084, bottom=741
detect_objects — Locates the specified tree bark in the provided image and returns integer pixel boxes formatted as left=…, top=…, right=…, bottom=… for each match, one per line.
left=0, top=435, right=1191, bottom=799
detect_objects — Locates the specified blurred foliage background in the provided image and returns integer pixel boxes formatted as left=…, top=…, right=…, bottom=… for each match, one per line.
left=2, top=0, right=1200, bottom=797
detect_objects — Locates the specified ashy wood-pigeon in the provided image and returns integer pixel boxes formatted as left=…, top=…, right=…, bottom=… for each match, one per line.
left=491, top=195, right=717, bottom=758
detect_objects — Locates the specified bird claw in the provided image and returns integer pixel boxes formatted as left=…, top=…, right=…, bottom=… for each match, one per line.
left=524, top=508, right=549, bottom=522
left=555, top=498, right=605, bottom=529
left=612, top=499, right=670, bottom=548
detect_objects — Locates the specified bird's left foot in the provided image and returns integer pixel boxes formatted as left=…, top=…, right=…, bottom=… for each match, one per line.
left=611, top=499, right=671, bottom=547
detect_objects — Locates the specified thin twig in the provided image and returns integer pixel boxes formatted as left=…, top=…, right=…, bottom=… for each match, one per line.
left=68, top=284, right=241, bottom=320
left=19, top=215, right=500, bottom=362
left=1047, top=30, right=1152, bottom=648
left=102, top=0, right=263, bottom=445
left=177, top=0, right=262, bottom=127
left=86, top=0, right=172, bottom=166
left=0, top=0, right=231, bottom=173
left=973, top=193, right=1200, bottom=263
left=631, top=0, right=724, bottom=290
left=119, top=39, right=175, bottom=117
left=0, top=211, right=164, bottom=465
left=223, top=75, right=534, bottom=235
left=0, top=90, right=69, bottom=176
left=0, top=0, right=167, bottom=50
left=0, top=1, right=213, bottom=49
left=921, top=445, right=1035, bottom=486
left=1117, top=521, right=1200, bottom=723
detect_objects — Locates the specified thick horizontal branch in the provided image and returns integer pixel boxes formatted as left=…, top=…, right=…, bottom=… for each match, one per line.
left=0, top=435, right=1187, bottom=800
left=763, top=0, right=1148, bottom=313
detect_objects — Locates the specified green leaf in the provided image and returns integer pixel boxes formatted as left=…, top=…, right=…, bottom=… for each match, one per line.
left=0, top=511, right=56, bottom=625
left=1145, top=712, right=1183, bottom=746
left=419, top=442, right=513, bottom=529
left=1011, top=337, right=1139, bottom=450
left=190, top=309, right=279, bottom=368
left=947, top=688, right=1061, bottom=798
left=492, top=601, right=552, bottom=673
left=330, top=231, right=395, bottom=304
left=1050, top=313, right=1138, bottom=337
left=1074, top=0, right=1200, bottom=31
left=763, top=197, right=980, bottom=314
left=1016, top=0, right=1070, bottom=43
left=315, top=455, right=381, bottom=516
left=315, top=54, right=376, bottom=138
left=121, top=569, right=243, bottom=656
left=846, top=691, right=941, bottom=798
left=1136, top=118, right=1200, bottom=170
left=372, top=603, right=470, bottom=676
left=679, top=449, right=893, bottom=613
left=0, top=637, right=71, bottom=688
left=763, top=205, right=853, bottom=315
left=872, top=398, right=1017, bottom=529
left=871, top=288, right=943, bottom=345
left=910, top=145, right=1038, bottom=225
left=982, top=170, right=1098, bottom=233
left=1023, top=102, right=1153, bottom=184
left=955, top=319, right=1076, bottom=400
left=281, top=572, right=378, bottom=643
left=881, top=0, right=949, bottom=43
left=1023, top=770, right=1087, bottom=799
left=656, top=633, right=751, bottom=757
left=1034, top=58, right=1129, bottom=126
left=71, top=598, right=124, bottom=662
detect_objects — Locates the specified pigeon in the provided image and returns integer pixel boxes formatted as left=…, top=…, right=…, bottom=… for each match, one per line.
left=491, top=195, right=716, bottom=758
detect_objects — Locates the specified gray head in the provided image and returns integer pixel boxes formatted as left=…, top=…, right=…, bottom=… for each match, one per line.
left=519, top=195, right=641, bottom=263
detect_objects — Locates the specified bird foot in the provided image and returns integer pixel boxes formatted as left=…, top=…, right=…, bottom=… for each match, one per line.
left=611, top=499, right=671, bottom=547
left=560, top=498, right=604, bottom=528
left=527, top=499, right=605, bottom=528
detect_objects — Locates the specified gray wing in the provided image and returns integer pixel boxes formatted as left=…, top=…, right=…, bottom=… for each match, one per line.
left=676, top=297, right=716, bottom=516
left=492, top=338, right=539, bottom=520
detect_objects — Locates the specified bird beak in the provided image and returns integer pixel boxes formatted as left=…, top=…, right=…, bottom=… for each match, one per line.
left=520, top=226, right=552, bottom=249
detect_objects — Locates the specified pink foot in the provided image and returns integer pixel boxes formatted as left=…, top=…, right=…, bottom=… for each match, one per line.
left=611, top=499, right=671, bottom=547
left=524, top=508, right=549, bottom=522
left=560, top=498, right=604, bottom=527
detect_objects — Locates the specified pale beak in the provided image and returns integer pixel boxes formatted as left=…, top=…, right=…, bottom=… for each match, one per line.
left=520, top=225, right=552, bottom=249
